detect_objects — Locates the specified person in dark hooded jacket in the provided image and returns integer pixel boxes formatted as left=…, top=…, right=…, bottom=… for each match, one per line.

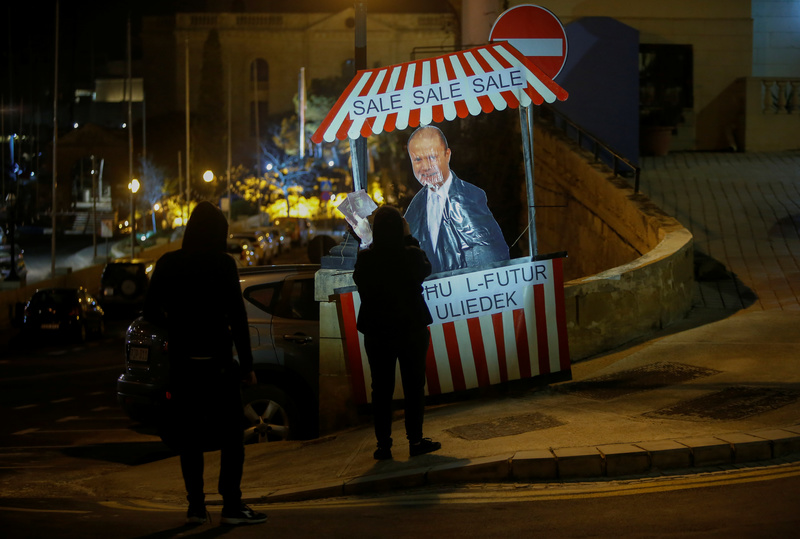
left=353, top=205, right=441, bottom=460
left=143, top=201, right=266, bottom=526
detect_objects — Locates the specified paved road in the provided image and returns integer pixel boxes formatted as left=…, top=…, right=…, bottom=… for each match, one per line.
left=1, top=463, right=798, bottom=538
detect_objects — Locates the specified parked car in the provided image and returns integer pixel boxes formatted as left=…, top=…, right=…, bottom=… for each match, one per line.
left=229, top=230, right=277, bottom=265
left=23, top=287, right=105, bottom=342
left=0, top=242, right=27, bottom=283
left=226, top=238, right=259, bottom=267
left=99, top=259, right=154, bottom=313
left=273, top=218, right=314, bottom=247
left=117, top=265, right=321, bottom=442
left=266, top=226, right=292, bottom=255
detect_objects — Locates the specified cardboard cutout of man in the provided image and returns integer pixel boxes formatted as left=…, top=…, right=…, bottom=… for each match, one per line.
left=403, top=126, right=509, bottom=274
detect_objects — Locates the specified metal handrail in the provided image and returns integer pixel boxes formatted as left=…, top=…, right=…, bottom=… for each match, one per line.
left=537, top=104, right=641, bottom=193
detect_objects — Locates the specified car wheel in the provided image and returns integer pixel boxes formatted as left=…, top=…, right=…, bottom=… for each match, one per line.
left=120, top=278, right=139, bottom=298
left=241, top=384, right=296, bottom=444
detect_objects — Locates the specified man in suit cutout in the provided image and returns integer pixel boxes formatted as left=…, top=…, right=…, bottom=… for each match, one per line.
left=404, top=125, right=509, bottom=274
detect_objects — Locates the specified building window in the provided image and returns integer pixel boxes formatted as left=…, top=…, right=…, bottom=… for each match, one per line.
left=639, top=44, right=693, bottom=126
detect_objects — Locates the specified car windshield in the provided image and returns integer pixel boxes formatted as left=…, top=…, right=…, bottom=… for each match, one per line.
left=227, top=241, right=246, bottom=253
left=30, top=289, right=78, bottom=308
left=231, top=234, right=257, bottom=241
left=102, top=264, right=141, bottom=281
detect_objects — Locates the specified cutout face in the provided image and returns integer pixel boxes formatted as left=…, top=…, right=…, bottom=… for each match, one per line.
left=408, top=131, right=451, bottom=190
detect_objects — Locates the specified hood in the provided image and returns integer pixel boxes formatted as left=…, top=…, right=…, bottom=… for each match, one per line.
left=182, top=201, right=228, bottom=253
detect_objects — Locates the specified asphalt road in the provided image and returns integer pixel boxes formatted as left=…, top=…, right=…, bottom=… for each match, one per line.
left=0, top=317, right=169, bottom=498
left=0, top=464, right=798, bottom=538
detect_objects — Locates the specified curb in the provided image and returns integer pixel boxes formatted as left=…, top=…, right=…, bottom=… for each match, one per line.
left=248, top=426, right=800, bottom=504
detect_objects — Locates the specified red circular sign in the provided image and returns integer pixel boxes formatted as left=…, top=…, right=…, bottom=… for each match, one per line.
left=489, top=4, right=568, bottom=80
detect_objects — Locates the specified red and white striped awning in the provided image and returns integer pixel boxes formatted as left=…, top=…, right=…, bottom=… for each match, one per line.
left=311, top=41, right=569, bottom=144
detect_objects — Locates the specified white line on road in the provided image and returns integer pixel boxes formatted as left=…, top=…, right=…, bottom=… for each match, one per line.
left=51, top=398, right=74, bottom=404
left=12, top=404, right=38, bottom=410
left=2, top=365, right=121, bottom=383
left=27, top=429, right=137, bottom=433
left=0, top=505, right=90, bottom=514
left=12, top=428, right=40, bottom=435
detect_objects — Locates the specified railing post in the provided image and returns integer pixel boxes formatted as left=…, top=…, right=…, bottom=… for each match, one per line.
left=763, top=80, right=774, bottom=113
left=790, top=81, right=800, bottom=114
left=777, top=81, right=788, bottom=114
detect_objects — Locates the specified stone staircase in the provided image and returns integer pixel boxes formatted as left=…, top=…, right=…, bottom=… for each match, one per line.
left=67, top=211, right=117, bottom=235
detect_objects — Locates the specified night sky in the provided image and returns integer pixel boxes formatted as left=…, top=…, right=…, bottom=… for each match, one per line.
left=2, top=0, right=455, bottom=108
left=2, top=1, right=186, bottom=110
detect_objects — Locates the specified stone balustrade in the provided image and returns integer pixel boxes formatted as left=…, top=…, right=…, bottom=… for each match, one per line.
left=760, top=78, right=800, bottom=114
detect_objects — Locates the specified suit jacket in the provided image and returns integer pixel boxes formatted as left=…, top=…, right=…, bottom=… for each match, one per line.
left=404, top=173, right=509, bottom=274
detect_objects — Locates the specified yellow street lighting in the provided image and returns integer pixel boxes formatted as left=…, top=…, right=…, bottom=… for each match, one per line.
left=203, top=170, right=214, bottom=183
left=153, top=202, right=161, bottom=211
left=128, top=178, right=140, bottom=259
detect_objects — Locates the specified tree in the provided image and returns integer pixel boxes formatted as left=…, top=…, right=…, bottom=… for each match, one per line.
left=261, top=142, right=317, bottom=218
left=139, top=157, right=166, bottom=233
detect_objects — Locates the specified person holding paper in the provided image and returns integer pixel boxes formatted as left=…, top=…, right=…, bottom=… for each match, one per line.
left=404, top=125, right=509, bottom=274
left=353, top=205, right=441, bottom=460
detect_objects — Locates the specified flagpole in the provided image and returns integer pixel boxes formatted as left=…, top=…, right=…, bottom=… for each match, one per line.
left=51, top=0, right=59, bottom=278
left=185, top=37, right=191, bottom=216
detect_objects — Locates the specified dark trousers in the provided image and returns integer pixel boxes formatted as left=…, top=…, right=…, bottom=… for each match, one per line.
left=171, top=362, right=244, bottom=510
left=180, top=440, right=244, bottom=509
left=364, top=327, right=430, bottom=447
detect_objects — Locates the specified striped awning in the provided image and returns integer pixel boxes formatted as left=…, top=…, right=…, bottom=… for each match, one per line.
left=311, top=41, right=569, bottom=144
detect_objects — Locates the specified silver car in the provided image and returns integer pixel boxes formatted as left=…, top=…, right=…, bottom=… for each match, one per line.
left=117, top=265, right=321, bottom=442
left=229, top=230, right=277, bottom=265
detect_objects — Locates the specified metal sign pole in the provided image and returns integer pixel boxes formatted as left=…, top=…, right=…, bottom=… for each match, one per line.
left=519, top=104, right=537, bottom=257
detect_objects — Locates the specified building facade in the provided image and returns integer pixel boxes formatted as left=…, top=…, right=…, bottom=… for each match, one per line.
left=141, top=6, right=458, bottom=170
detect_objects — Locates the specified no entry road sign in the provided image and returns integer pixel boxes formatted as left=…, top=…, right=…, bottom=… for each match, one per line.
left=489, top=4, right=568, bottom=80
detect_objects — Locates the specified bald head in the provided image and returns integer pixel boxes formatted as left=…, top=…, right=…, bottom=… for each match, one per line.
left=407, top=126, right=451, bottom=190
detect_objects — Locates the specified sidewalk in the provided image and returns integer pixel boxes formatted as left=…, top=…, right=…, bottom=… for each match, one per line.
left=86, top=152, right=800, bottom=505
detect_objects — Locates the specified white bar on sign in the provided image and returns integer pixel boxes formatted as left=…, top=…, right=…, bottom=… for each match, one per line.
left=504, top=38, right=562, bottom=57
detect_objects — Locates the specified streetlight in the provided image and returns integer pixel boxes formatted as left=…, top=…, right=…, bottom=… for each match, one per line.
left=3, top=193, right=20, bottom=282
left=203, top=170, right=214, bottom=183
left=128, top=178, right=140, bottom=259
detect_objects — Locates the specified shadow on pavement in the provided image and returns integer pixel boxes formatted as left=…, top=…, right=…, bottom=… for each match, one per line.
left=61, top=441, right=175, bottom=466
left=131, top=523, right=235, bottom=539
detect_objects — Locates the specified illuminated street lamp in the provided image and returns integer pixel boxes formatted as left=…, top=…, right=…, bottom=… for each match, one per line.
left=203, top=170, right=214, bottom=183
left=128, top=178, right=140, bottom=259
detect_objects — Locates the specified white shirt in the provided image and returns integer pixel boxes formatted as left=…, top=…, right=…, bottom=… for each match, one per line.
left=426, top=172, right=452, bottom=250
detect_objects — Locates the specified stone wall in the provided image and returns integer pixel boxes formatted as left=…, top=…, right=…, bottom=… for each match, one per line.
left=533, top=123, right=694, bottom=359
left=314, top=123, right=694, bottom=434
